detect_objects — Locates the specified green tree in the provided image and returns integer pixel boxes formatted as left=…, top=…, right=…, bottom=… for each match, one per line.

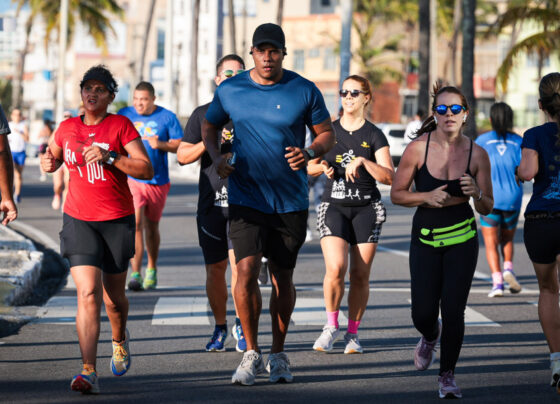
left=487, top=0, right=560, bottom=93
left=353, top=0, right=418, bottom=87
left=0, top=79, right=13, bottom=112
left=11, top=0, right=124, bottom=108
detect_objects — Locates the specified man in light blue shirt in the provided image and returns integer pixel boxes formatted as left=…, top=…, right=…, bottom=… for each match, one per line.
left=118, top=82, right=182, bottom=291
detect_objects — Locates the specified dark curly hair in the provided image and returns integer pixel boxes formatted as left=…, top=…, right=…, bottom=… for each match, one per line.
left=80, top=65, right=118, bottom=94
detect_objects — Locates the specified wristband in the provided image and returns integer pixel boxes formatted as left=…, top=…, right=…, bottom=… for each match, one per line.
left=106, top=150, right=118, bottom=165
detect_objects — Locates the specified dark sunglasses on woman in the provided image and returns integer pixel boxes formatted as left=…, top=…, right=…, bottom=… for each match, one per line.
left=339, top=89, right=367, bottom=98
left=434, top=104, right=466, bottom=115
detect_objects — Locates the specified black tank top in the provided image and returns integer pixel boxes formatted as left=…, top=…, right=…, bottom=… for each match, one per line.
left=415, top=132, right=473, bottom=197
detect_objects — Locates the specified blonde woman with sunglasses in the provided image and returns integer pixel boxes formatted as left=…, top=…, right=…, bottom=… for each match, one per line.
left=308, top=75, right=394, bottom=355
left=391, top=84, right=493, bottom=399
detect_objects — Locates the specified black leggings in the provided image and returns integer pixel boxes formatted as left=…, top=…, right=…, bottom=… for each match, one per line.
left=409, top=236, right=478, bottom=374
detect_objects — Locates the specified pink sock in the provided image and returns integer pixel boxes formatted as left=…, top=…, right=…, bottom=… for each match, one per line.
left=347, top=319, right=361, bottom=334
left=492, top=272, right=503, bottom=286
left=326, top=310, right=339, bottom=328
left=504, top=261, right=513, bottom=271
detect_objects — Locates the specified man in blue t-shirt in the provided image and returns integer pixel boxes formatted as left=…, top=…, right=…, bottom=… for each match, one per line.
left=0, top=103, right=17, bottom=224
left=118, top=82, right=182, bottom=291
left=203, top=23, right=335, bottom=386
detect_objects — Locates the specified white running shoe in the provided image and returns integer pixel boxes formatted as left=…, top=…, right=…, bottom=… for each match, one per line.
left=550, top=358, right=560, bottom=388
left=343, top=332, right=363, bottom=354
left=503, top=270, right=522, bottom=294
left=414, top=319, right=441, bottom=371
left=231, top=350, right=265, bottom=386
left=267, top=352, right=293, bottom=383
left=313, top=325, right=341, bottom=352
left=488, top=285, right=504, bottom=298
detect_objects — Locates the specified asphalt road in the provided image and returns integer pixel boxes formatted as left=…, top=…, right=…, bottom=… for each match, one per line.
left=0, top=163, right=557, bottom=403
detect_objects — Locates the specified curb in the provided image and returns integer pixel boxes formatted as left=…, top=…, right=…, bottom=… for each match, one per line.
left=0, top=225, right=43, bottom=306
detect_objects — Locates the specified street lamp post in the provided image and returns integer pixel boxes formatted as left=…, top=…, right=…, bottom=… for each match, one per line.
left=56, top=0, right=68, bottom=125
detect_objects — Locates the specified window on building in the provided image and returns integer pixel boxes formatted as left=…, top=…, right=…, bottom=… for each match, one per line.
left=311, top=0, right=336, bottom=13
left=323, top=90, right=338, bottom=117
left=293, top=49, right=305, bottom=71
left=323, top=47, right=337, bottom=71
left=157, top=21, right=165, bottom=60
left=402, top=95, right=417, bottom=119
left=526, top=94, right=539, bottom=111
left=526, top=52, right=550, bottom=68
left=308, top=48, right=320, bottom=58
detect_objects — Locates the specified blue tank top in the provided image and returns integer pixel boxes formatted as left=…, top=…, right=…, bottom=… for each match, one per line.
left=415, top=132, right=473, bottom=197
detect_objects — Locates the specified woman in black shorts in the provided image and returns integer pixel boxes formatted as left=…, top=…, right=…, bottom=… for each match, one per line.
left=41, top=65, right=153, bottom=394
left=391, top=84, right=493, bottom=398
left=308, top=75, right=394, bottom=354
left=517, top=72, right=560, bottom=393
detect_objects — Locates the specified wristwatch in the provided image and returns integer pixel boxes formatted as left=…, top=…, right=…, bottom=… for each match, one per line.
left=303, top=147, right=316, bottom=159
left=106, top=150, right=118, bottom=165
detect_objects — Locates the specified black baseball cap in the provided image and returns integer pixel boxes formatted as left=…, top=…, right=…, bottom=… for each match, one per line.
left=252, top=23, right=285, bottom=49
left=80, top=65, right=118, bottom=94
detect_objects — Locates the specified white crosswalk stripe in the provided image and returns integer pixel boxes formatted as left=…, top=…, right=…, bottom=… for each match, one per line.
left=407, top=299, right=500, bottom=327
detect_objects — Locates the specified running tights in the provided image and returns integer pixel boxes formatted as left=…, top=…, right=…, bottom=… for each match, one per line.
left=409, top=237, right=478, bottom=374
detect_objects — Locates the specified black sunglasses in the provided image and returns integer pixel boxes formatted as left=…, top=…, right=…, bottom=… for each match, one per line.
left=222, top=69, right=244, bottom=78
left=339, top=89, right=367, bottom=98
left=434, top=104, right=466, bottom=115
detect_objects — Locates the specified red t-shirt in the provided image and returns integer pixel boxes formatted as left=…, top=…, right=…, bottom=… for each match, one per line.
left=55, top=114, right=139, bottom=221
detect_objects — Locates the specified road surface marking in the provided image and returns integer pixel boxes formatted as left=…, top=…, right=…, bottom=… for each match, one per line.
left=407, top=299, right=500, bottom=327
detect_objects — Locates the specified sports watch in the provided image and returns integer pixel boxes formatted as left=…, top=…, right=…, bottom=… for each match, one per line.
left=303, top=147, right=315, bottom=160
left=106, top=150, right=118, bottom=165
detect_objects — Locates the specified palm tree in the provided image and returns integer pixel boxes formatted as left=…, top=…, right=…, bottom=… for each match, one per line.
left=138, top=0, right=157, bottom=82
left=462, top=0, right=477, bottom=138
left=277, top=0, right=284, bottom=25
left=228, top=0, right=236, bottom=54
left=11, top=0, right=123, bottom=108
left=353, top=0, right=418, bottom=87
left=418, top=0, right=430, bottom=113
left=487, top=0, right=560, bottom=93
left=191, top=0, right=200, bottom=109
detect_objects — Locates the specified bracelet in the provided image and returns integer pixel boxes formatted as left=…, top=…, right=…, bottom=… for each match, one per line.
left=475, top=189, right=483, bottom=201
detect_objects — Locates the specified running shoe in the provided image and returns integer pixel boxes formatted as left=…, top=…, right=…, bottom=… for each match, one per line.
left=267, top=352, right=293, bottom=383
left=128, top=271, right=143, bottom=291
left=258, top=259, right=268, bottom=285
left=110, top=329, right=131, bottom=376
left=313, top=325, right=341, bottom=352
left=70, top=369, right=100, bottom=394
left=414, top=319, right=441, bottom=370
left=343, top=332, right=363, bottom=354
left=206, top=327, right=227, bottom=352
left=488, top=284, right=504, bottom=298
left=231, top=350, right=265, bottom=386
left=143, top=268, right=157, bottom=290
left=503, top=270, right=522, bottom=294
left=550, top=358, right=560, bottom=390
left=231, top=321, right=247, bottom=352
left=438, top=370, right=462, bottom=399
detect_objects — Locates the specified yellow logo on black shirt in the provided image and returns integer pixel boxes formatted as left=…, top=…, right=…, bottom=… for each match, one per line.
left=361, top=141, right=370, bottom=148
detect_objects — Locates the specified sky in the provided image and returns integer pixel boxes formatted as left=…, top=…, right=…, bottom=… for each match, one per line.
left=0, top=0, right=16, bottom=13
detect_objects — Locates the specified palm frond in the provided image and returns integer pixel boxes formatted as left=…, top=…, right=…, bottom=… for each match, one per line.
left=496, top=30, right=560, bottom=91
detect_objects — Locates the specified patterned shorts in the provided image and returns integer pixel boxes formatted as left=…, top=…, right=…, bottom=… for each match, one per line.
left=317, top=199, right=386, bottom=245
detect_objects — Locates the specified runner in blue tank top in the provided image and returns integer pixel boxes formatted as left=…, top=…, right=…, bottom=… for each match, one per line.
left=475, top=102, right=523, bottom=297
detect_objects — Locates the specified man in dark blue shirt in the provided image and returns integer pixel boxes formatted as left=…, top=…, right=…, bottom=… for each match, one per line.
left=203, top=23, right=335, bottom=386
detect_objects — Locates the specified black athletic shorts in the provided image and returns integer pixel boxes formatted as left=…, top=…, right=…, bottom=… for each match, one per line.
left=524, top=216, right=560, bottom=264
left=197, top=206, right=232, bottom=265
left=60, top=213, right=135, bottom=274
left=317, top=200, right=386, bottom=244
left=228, top=204, right=308, bottom=270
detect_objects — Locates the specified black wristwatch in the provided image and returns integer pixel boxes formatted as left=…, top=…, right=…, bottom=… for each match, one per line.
left=303, top=147, right=316, bottom=160
left=106, top=150, right=118, bottom=165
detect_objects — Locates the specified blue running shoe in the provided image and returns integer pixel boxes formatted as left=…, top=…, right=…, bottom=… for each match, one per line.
left=206, top=327, right=227, bottom=352
left=111, top=329, right=131, bottom=376
left=231, top=321, right=247, bottom=353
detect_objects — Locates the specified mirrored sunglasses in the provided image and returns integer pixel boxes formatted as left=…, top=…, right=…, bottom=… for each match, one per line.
left=339, top=89, right=367, bottom=98
left=434, top=104, right=466, bottom=115
left=222, top=69, right=244, bottom=78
